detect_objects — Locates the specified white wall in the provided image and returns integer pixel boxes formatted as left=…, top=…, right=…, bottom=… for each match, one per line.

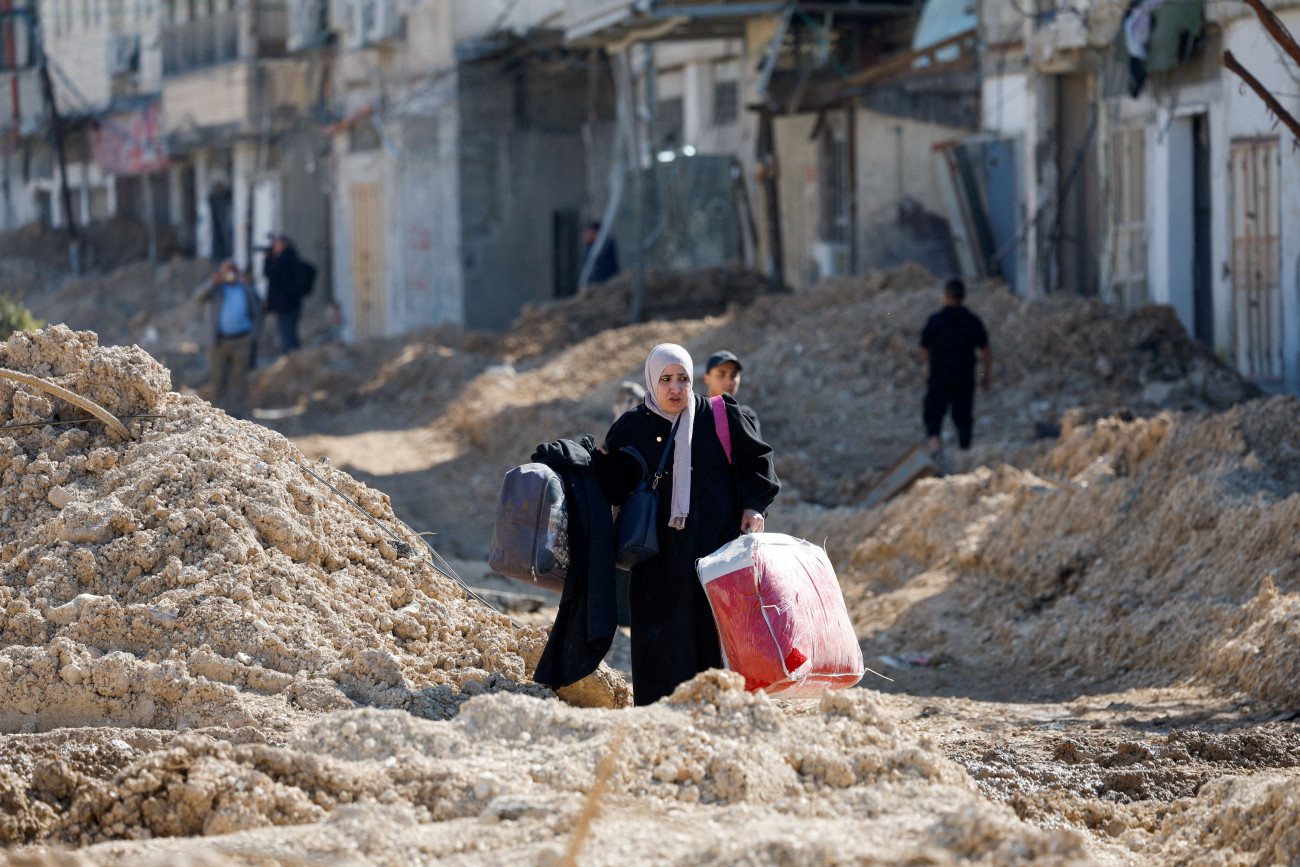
left=40, top=0, right=164, bottom=115
left=981, top=71, right=1028, bottom=137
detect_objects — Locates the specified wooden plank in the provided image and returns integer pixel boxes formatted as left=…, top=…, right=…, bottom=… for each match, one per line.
left=860, top=443, right=938, bottom=509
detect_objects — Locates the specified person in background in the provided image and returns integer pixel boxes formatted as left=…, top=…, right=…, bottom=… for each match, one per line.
left=262, top=234, right=306, bottom=355
left=598, top=343, right=779, bottom=705
left=192, top=259, right=262, bottom=419
left=583, top=220, right=620, bottom=284
left=920, top=278, right=992, bottom=462
left=702, top=350, right=761, bottom=438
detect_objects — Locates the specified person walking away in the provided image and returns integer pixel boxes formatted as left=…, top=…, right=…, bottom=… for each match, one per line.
left=920, top=278, right=992, bottom=461
left=263, top=234, right=308, bottom=354
left=598, top=343, right=780, bottom=705
left=193, top=259, right=262, bottom=419
left=583, top=220, right=620, bottom=284
left=702, top=349, right=761, bottom=438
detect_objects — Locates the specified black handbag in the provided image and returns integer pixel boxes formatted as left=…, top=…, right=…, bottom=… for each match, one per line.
left=614, top=415, right=680, bottom=569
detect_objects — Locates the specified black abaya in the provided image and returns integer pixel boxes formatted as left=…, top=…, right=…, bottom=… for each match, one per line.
left=599, top=392, right=780, bottom=705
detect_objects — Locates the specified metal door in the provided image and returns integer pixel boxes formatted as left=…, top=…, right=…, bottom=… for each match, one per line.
left=350, top=181, right=387, bottom=339
left=1108, top=127, right=1147, bottom=309
left=1230, top=137, right=1282, bottom=382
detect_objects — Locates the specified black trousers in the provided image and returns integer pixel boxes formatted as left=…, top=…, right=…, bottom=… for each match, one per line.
left=924, top=377, right=975, bottom=448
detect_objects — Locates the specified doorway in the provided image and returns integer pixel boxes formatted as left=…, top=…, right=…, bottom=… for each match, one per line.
left=1191, top=115, right=1213, bottom=346
left=553, top=208, right=580, bottom=298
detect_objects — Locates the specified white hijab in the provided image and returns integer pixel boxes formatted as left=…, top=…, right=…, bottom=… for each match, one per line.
left=643, top=343, right=694, bottom=529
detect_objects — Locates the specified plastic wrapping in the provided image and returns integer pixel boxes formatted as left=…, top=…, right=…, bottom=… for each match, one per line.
left=697, top=533, right=864, bottom=697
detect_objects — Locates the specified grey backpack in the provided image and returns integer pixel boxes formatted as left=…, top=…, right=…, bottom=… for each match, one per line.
left=488, top=463, right=569, bottom=592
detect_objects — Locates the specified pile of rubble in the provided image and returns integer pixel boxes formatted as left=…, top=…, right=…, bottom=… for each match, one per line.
left=493, top=265, right=773, bottom=361
left=0, top=326, right=1093, bottom=862
left=778, top=395, right=1300, bottom=709
left=0, top=327, right=634, bottom=844
left=278, top=264, right=1251, bottom=558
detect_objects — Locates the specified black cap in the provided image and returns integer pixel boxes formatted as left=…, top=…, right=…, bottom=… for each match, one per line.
left=706, top=350, right=743, bottom=373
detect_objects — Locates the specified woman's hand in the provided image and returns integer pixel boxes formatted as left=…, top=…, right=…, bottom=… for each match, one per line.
left=741, top=509, right=765, bottom=535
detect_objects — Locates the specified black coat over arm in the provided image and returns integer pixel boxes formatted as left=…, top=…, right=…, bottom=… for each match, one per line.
left=531, top=437, right=618, bottom=690
left=599, top=392, right=779, bottom=705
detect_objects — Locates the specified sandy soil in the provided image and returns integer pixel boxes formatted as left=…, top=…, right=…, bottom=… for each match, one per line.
left=1, top=263, right=1297, bottom=866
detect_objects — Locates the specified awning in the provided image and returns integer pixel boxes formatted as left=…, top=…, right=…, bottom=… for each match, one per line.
left=565, top=0, right=911, bottom=47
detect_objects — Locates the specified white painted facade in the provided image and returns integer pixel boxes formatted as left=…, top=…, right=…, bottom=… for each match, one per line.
left=1008, top=0, right=1300, bottom=388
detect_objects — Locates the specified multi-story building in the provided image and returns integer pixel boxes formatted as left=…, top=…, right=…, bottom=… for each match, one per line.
left=0, top=0, right=45, bottom=229
left=979, top=0, right=1300, bottom=389
left=159, top=0, right=329, bottom=284
left=323, top=0, right=612, bottom=338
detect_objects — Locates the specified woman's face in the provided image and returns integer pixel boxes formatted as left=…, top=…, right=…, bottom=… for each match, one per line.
left=655, top=363, right=691, bottom=415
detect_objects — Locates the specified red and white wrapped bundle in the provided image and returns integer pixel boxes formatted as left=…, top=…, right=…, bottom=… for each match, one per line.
left=697, top=532, right=864, bottom=697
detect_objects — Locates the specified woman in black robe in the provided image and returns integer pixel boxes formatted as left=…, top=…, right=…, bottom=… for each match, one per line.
left=598, top=343, right=780, bottom=705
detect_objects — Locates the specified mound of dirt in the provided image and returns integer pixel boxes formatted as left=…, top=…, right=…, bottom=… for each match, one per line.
left=495, top=265, right=773, bottom=361
left=723, top=268, right=1253, bottom=504
left=248, top=327, right=494, bottom=432
left=1, top=674, right=1097, bottom=863
left=0, top=328, right=629, bottom=789
left=278, top=264, right=1251, bottom=560
left=0, top=219, right=183, bottom=276
left=776, top=396, right=1300, bottom=709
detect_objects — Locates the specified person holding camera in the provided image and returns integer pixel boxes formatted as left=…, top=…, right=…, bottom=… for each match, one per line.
left=191, top=259, right=262, bottom=418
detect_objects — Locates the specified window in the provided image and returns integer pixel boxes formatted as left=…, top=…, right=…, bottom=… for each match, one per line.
left=713, top=81, right=739, bottom=126
left=349, top=121, right=381, bottom=153
left=712, top=59, right=741, bottom=127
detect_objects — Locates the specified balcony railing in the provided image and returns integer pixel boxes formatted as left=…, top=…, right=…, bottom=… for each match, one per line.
left=162, top=3, right=288, bottom=76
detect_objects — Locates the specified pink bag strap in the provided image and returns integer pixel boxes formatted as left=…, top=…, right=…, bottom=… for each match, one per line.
left=710, top=394, right=732, bottom=464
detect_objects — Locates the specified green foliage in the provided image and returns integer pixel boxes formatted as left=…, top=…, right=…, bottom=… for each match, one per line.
left=0, top=295, right=43, bottom=342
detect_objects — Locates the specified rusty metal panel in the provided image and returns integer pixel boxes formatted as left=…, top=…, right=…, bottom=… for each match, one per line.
left=1108, top=126, right=1148, bottom=310
left=350, top=181, right=387, bottom=340
left=1229, top=137, right=1282, bottom=382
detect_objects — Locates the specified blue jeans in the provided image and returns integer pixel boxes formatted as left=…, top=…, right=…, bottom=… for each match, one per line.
left=276, top=309, right=301, bottom=354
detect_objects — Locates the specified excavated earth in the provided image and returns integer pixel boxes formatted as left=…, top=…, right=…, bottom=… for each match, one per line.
left=1, top=264, right=1299, bottom=865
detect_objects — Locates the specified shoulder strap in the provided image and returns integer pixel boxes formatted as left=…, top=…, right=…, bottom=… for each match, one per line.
left=710, top=395, right=732, bottom=464
left=650, top=414, right=681, bottom=487
left=618, top=446, right=650, bottom=480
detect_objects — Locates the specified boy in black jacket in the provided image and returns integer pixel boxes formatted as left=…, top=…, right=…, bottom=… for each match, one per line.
left=920, top=279, right=992, bottom=459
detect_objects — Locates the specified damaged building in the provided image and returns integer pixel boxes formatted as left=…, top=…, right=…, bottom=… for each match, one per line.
left=972, top=0, right=1300, bottom=389
left=326, top=0, right=613, bottom=337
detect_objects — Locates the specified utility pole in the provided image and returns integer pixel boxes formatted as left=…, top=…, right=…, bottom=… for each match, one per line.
left=631, top=43, right=656, bottom=325
left=35, top=10, right=80, bottom=271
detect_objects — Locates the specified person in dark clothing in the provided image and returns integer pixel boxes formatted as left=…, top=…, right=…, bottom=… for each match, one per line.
left=920, top=278, right=992, bottom=458
left=262, top=235, right=305, bottom=355
left=583, top=220, right=620, bottom=284
left=597, top=343, right=780, bottom=705
left=702, top=349, right=761, bottom=439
